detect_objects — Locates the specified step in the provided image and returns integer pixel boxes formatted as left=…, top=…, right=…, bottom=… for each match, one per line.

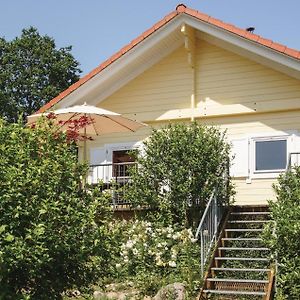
left=222, top=237, right=263, bottom=241
left=231, top=211, right=270, bottom=215
left=225, top=228, right=263, bottom=232
left=228, top=220, right=270, bottom=223
left=218, top=247, right=270, bottom=251
left=203, top=289, right=266, bottom=296
left=207, top=278, right=269, bottom=284
left=211, top=267, right=271, bottom=272
left=215, top=257, right=269, bottom=261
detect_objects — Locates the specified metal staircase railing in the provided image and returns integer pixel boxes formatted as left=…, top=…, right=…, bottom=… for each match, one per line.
left=195, top=188, right=228, bottom=276
left=195, top=159, right=230, bottom=277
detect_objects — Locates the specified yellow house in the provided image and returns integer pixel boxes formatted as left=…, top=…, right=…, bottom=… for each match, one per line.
left=38, top=4, right=300, bottom=206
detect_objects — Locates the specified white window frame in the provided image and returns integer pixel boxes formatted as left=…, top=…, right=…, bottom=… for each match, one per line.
left=105, top=141, right=142, bottom=181
left=250, top=135, right=291, bottom=179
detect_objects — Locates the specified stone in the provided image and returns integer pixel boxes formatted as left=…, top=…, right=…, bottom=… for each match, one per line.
left=93, top=289, right=139, bottom=300
left=153, top=283, right=185, bottom=300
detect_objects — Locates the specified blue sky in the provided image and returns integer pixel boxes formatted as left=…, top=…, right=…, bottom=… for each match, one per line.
left=1, top=1, right=299, bottom=75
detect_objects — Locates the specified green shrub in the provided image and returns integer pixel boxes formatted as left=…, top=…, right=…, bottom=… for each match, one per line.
left=263, top=167, right=300, bottom=299
left=126, top=122, right=233, bottom=226
left=0, top=118, right=111, bottom=299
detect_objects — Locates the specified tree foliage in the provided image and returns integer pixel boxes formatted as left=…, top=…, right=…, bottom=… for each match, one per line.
left=0, top=118, right=111, bottom=299
left=0, top=27, right=81, bottom=123
left=263, top=168, right=300, bottom=300
left=126, top=122, right=233, bottom=226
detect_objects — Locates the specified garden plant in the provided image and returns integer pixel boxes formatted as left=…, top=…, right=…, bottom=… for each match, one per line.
left=0, top=117, right=111, bottom=299
left=263, top=167, right=300, bottom=300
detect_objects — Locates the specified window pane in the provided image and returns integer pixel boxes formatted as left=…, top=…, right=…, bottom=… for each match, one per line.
left=255, top=140, right=287, bottom=171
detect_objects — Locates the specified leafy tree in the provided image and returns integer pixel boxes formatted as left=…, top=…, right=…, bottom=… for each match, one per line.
left=263, top=167, right=300, bottom=300
left=126, top=122, right=233, bottom=226
left=0, top=117, right=111, bottom=299
left=0, top=27, right=81, bottom=123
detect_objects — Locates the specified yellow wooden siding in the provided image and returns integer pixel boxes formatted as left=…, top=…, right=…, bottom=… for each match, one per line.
left=200, top=110, right=300, bottom=139
left=91, top=38, right=300, bottom=206
left=233, top=178, right=277, bottom=205
left=196, top=40, right=300, bottom=117
left=100, top=46, right=192, bottom=122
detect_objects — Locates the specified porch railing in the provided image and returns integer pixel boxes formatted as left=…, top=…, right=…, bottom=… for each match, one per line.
left=286, top=152, right=300, bottom=170
left=88, top=162, right=137, bottom=206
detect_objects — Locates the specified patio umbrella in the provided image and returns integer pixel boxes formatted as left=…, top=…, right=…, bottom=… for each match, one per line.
left=27, top=103, right=146, bottom=161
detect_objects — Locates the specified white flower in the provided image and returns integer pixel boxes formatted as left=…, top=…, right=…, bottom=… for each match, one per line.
left=125, top=240, right=135, bottom=249
left=171, top=248, right=177, bottom=255
left=172, top=232, right=180, bottom=240
left=168, top=261, right=176, bottom=267
left=187, top=228, right=193, bottom=237
left=156, top=258, right=164, bottom=266
left=146, top=227, right=152, bottom=233
left=132, top=248, right=138, bottom=255
left=167, top=226, right=174, bottom=233
left=116, top=263, right=121, bottom=269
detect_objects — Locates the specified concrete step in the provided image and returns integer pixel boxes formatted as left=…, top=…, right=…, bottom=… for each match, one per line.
left=218, top=247, right=270, bottom=251
left=207, top=278, right=269, bottom=284
left=222, top=237, right=263, bottom=241
left=203, top=289, right=266, bottom=296
left=215, top=257, right=269, bottom=261
left=211, top=267, right=271, bottom=272
left=225, top=228, right=263, bottom=232
left=231, top=211, right=270, bottom=215
left=228, top=220, right=270, bottom=224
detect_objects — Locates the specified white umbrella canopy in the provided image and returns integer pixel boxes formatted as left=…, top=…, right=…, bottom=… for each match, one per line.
left=27, top=103, right=146, bottom=135
left=27, top=103, right=147, bottom=161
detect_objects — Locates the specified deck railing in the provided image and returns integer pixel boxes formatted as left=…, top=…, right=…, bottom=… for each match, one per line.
left=88, top=162, right=137, bottom=206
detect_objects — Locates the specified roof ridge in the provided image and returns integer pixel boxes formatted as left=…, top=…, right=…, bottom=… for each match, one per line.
left=37, top=4, right=300, bottom=113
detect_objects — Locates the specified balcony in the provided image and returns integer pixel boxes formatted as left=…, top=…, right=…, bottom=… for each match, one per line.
left=87, top=162, right=137, bottom=206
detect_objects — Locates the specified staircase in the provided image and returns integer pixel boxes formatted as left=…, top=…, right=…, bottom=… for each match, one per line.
left=199, top=206, right=275, bottom=300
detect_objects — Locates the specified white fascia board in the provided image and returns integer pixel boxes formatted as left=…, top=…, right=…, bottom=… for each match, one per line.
left=59, top=16, right=186, bottom=108
left=184, top=15, right=300, bottom=74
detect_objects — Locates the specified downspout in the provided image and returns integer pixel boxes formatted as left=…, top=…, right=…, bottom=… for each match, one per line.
left=181, top=24, right=196, bottom=121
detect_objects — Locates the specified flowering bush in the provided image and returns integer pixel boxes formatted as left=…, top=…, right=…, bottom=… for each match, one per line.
left=111, top=220, right=201, bottom=296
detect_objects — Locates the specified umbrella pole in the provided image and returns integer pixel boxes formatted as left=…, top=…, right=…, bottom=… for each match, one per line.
left=83, top=123, right=87, bottom=188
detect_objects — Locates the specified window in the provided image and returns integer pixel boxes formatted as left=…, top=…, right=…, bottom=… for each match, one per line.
left=112, top=150, right=136, bottom=177
left=254, top=139, right=287, bottom=172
